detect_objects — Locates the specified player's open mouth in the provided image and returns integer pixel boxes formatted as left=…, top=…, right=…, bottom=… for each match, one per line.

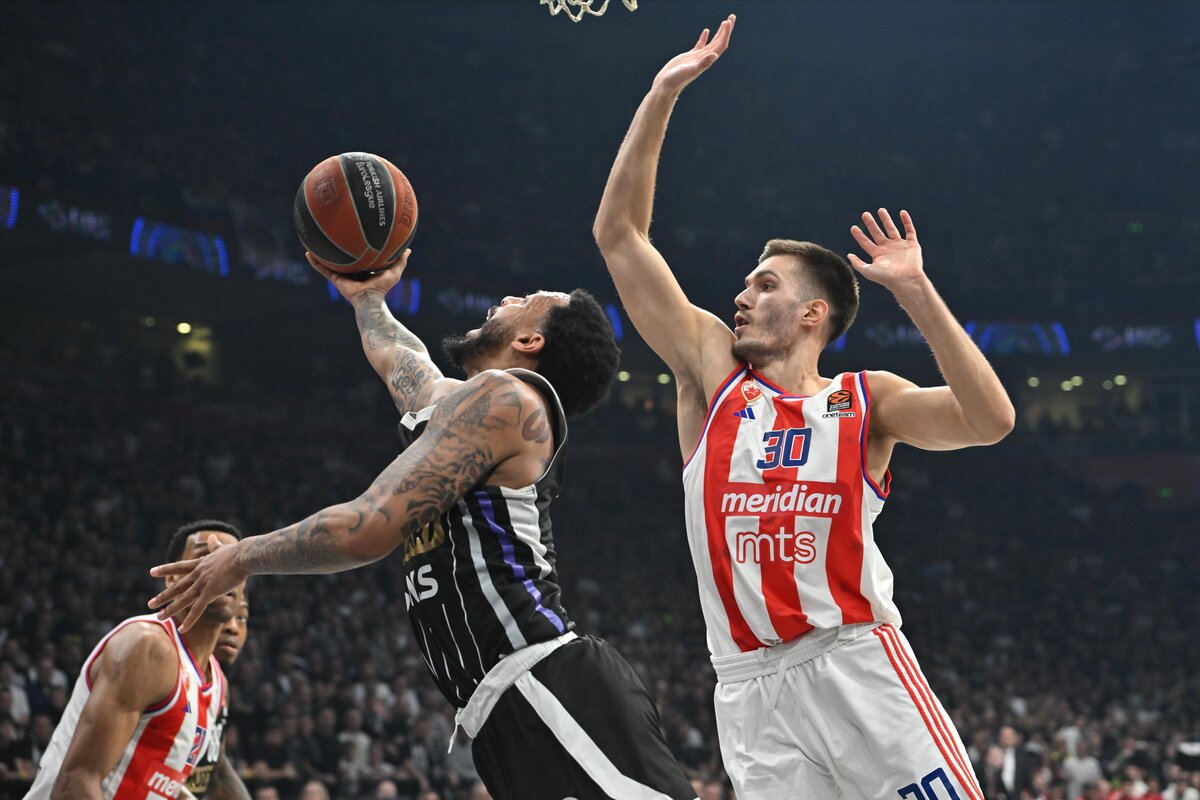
left=734, top=314, right=749, bottom=329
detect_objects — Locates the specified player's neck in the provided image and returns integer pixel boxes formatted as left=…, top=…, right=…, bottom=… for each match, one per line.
left=178, top=619, right=222, bottom=681
left=751, top=346, right=826, bottom=396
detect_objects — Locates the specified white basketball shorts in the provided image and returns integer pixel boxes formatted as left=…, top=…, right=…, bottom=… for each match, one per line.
left=712, top=623, right=984, bottom=800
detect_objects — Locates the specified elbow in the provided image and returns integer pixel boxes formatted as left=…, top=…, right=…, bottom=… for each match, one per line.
left=979, top=403, right=1017, bottom=445
left=592, top=218, right=639, bottom=254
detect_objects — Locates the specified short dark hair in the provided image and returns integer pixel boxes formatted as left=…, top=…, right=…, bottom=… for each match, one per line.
left=166, top=519, right=242, bottom=563
left=535, top=289, right=620, bottom=417
left=759, top=240, right=859, bottom=344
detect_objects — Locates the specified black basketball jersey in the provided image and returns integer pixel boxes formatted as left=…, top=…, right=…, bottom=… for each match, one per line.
left=398, top=368, right=575, bottom=708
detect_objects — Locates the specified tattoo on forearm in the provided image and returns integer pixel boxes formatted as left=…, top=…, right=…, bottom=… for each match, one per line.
left=389, top=350, right=441, bottom=412
left=238, top=373, right=533, bottom=576
left=354, top=292, right=428, bottom=354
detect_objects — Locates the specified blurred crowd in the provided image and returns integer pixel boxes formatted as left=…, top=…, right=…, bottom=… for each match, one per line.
left=0, top=318, right=1196, bottom=800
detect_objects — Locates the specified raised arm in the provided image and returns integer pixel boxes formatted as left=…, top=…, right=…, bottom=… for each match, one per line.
left=51, top=625, right=179, bottom=800
left=849, top=209, right=1016, bottom=451
left=149, top=370, right=544, bottom=631
left=593, top=15, right=737, bottom=380
left=310, top=251, right=459, bottom=413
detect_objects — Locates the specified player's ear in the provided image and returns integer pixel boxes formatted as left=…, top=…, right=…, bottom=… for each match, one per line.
left=511, top=330, right=546, bottom=357
left=801, top=298, right=829, bottom=329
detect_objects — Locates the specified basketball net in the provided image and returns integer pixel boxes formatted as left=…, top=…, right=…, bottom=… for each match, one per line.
left=540, top=0, right=637, bottom=23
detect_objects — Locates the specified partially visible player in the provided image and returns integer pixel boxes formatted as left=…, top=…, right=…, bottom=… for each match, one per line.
left=174, top=522, right=252, bottom=800
left=594, top=15, right=1015, bottom=800
left=24, top=521, right=246, bottom=800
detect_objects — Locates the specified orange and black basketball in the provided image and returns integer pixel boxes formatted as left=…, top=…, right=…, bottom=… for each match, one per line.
left=293, top=152, right=418, bottom=273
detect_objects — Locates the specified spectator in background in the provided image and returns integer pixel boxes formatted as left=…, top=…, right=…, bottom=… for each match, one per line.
left=0, top=663, right=29, bottom=726
left=1066, top=739, right=1106, bottom=799
left=998, top=725, right=1035, bottom=799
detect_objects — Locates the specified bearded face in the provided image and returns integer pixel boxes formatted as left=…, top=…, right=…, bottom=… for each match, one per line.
left=441, top=313, right=515, bottom=372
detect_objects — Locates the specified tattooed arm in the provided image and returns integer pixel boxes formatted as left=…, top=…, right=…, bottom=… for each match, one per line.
left=150, top=371, right=548, bottom=630
left=308, top=250, right=459, bottom=413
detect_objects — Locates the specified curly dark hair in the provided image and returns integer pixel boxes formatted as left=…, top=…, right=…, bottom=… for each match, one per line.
left=166, top=519, right=242, bottom=563
left=535, top=289, right=621, bottom=417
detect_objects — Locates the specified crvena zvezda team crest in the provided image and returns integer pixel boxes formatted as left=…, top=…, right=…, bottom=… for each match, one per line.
left=741, top=381, right=762, bottom=404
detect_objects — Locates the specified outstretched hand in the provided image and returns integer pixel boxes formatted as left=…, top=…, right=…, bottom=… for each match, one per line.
left=309, top=248, right=411, bottom=304
left=653, top=14, right=736, bottom=95
left=147, top=534, right=249, bottom=634
left=848, top=209, right=925, bottom=293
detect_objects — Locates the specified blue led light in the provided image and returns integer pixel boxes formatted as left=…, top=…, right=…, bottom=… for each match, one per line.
left=830, top=333, right=847, bottom=352
left=1050, top=322, right=1070, bottom=355
left=408, top=278, right=421, bottom=315
left=605, top=304, right=624, bottom=341
left=214, top=236, right=229, bottom=277
left=130, top=217, right=145, bottom=256
left=146, top=222, right=164, bottom=258
left=5, top=188, right=17, bottom=229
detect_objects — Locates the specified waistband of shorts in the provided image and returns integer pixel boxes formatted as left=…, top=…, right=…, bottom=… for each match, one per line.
left=454, top=631, right=578, bottom=740
left=710, top=623, right=880, bottom=683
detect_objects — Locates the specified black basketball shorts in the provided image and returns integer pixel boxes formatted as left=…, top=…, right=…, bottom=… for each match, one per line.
left=470, top=635, right=697, bottom=800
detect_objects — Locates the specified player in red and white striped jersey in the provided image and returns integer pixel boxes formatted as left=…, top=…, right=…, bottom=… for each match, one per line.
left=25, top=523, right=247, bottom=800
left=595, top=15, right=1016, bottom=800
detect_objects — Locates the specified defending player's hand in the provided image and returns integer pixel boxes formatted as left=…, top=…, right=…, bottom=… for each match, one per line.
left=147, top=534, right=249, bottom=634
left=848, top=209, right=926, bottom=294
left=308, top=248, right=411, bottom=303
left=652, top=14, right=735, bottom=95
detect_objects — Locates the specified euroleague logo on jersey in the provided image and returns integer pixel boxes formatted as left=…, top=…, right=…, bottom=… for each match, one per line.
left=822, top=389, right=856, bottom=418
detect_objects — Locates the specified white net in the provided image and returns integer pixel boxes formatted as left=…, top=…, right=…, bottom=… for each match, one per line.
left=540, top=0, right=637, bottom=23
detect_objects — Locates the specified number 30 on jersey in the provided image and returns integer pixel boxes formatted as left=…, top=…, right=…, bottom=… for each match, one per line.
left=756, top=428, right=812, bottom=471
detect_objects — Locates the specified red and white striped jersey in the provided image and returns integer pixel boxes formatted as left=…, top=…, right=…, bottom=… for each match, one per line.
left=25, top=615, right=226, bottom=800
left=682, top=366, right=900, bottom=656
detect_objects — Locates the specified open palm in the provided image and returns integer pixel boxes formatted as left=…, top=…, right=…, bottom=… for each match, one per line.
left=653, top=15, right=736, bottom=94
left=848, top=209, right=925, bottom=290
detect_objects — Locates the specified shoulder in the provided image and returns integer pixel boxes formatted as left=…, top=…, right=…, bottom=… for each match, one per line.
left=860, top=370, right=916, bottom=401
left=98, top=621, right=177, bottom=674
left=431, top=370, right=546, bottom=435
left=90, top=621, right=178, bottom=706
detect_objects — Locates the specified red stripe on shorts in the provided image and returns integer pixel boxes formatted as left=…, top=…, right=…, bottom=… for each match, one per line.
left=873, top=626, right=984, bottom=800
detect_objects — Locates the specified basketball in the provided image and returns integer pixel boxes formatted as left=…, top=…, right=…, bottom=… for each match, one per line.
left=292, top=152, right=418, bottom=273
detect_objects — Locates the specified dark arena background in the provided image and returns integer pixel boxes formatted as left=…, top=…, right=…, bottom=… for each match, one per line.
left=1, top=2, right=1198, bottom=799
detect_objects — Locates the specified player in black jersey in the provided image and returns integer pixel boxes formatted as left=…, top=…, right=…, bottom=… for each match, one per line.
left=149, top=250, right=698, bottom=800
left=169, top=520, right=253, bottom=800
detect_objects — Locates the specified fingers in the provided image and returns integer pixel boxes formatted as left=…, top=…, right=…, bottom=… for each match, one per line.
left=709, top=14, right=736, bottom=54
left=847, top=253, right=868, bottom=272
left=149, top=558, right=200, bottom=580
left=205, top=534, right=226, bottom=554
left=156, top=576, right=206, bottom=624
left=849, top=225, right=878, bottom=255
left=861, top=211, right=889, bottom=245
left=305, top=252, right=337, bottom=281
left=694, top=28, right=709, bottom=50
left=178, top=590, right=211, bottom=634
left=900, top=209, right=918, bottom=240
left=148, top=567, right=195, bottom=610
left=878, top=208, right=902, bottom=239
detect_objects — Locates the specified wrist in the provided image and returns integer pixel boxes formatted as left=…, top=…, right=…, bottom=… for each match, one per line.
left=647, top=81, right=682, bottom=104
left=231, top=538, right=258, bottom=578
left=890, top=274, right=936, bottom=310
